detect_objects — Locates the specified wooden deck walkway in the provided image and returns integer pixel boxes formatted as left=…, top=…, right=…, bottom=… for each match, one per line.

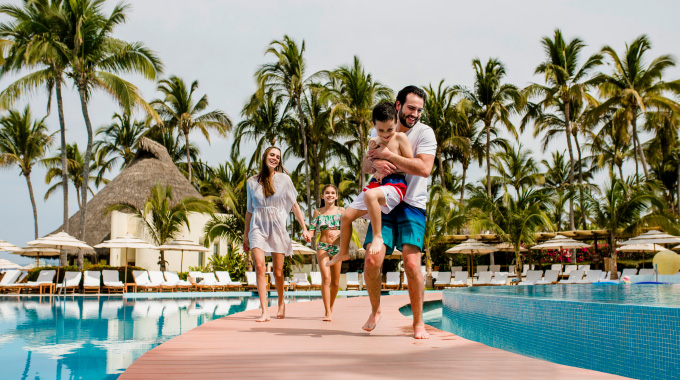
left=121, top=293, right=629, bottom=379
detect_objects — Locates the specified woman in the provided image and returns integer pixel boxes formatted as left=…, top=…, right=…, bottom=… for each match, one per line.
left=309, top=184, right=343, bottom=321
left=243, top=146, right=312, bottom=322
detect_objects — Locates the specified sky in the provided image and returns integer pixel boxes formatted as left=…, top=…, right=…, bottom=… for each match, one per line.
left=1, top=0, right=679, bottom=264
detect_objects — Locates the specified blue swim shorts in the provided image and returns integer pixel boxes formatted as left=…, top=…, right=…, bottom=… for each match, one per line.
left=363, top=202, right=426, bottom=255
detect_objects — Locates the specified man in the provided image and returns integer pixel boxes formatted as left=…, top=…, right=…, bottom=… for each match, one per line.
left=362, top=85, right=436, bottom=339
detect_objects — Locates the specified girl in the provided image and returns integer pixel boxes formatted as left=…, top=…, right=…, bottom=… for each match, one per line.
left=243, top=146, right=312, bottom=322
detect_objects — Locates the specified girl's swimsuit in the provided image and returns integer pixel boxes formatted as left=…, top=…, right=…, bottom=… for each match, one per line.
left=309, top=211, right=341, bottom=256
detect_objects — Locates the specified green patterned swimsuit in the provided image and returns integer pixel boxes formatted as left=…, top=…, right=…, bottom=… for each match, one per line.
left=310, top=210, right=341, bottom=256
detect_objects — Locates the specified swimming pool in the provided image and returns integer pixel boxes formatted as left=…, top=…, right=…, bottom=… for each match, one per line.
left=0, top=295, right=320, bottom=379
left=433, top=284, right=680, bottom=380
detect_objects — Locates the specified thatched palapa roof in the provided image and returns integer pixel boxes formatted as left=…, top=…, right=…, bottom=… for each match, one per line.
left=53, top=138, right=202, bottom=246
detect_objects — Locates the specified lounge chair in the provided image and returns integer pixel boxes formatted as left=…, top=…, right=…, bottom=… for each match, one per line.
left=563, top=265, right=578, bottom=277
left=201, top=272, right=227, bottom=291
left=490, top=272, right=509, bottom=285
left=520, top=264, right=535, bottom=278
left=489, top=265, right=501, bottom=273
left=0, top=270, right=24, bottom=293
left=433, top=272, right=452, bottom=289
left=345, top=272, right=361, bottom=290
left=20, top=269, right=56, bottom=294
left=292, top=272, right=311, bottom=290
left=535, top=270, right=559, bottom=285
left=576, top=270, right=602, bottom=284
left=132, top=270, right=161, bottom=292
left=82, top=271, right=101, bottom=294
left=508, top=266, right=517, bottom=278
left=429, top=271, right=440, bottom=286
left=473, top=266, right=488, bottom=277
left=164, top=271, right=194, bottom=291
left=601, top=271, right=610, bottom=281
left=309, top=272, right=322, bottom=290
left=268, top=273, right=291, bottom=291
left=638, top=268, right=654, bottom=276
left=551, top=264, right=563, bottom=275
left=383, top=271, right=401, bottom=290
left=558, top=269, right=585, bottom=284
left=621, top=268, right=638, bottom=277
left=215, top=271, right=241, bottom=291
left=241, top=271, right=261, bottom=291
left=519, top=270, right=544, bottom=285
left=102, top=270, right=125, bottom=293
left=451, top=266, right=463, bottom=274
left=56, top=271, right=82, bottom=294
left=578, top=264, right=591, bottom=272
left=149, top=270, right=177, bottom=292
left=450, top=271, right=468, bottom=287
left=472, top=271, right=493, bottom=286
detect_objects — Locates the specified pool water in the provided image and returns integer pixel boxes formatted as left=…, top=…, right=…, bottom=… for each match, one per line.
left=0, top=295, right=319, bottom=379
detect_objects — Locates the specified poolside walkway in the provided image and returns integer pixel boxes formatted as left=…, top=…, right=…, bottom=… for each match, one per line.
left=121, top=293, right=630, bottom=379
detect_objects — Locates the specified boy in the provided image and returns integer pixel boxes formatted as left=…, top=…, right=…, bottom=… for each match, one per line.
left=327, top=101, right=413, bottom=266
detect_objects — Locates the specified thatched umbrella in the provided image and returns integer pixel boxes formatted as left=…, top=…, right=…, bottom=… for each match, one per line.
left=617, top=243, right=663, bottom=269
left=95, top=234, right=158, bottom=282
left=446, top=239, right=495, bottom=276
left=0, top=258, right=22, bottom=270
left=0, top=240, right=20, bottom=252
left=50, top=138, right=202, bottom=248
left=27, top=232, right=93, bottom=293
left=15, top=246, right=61, bottom=267
left=158, top=239, right=208, bottom=272
left=531, top=234, right=591, bottom=263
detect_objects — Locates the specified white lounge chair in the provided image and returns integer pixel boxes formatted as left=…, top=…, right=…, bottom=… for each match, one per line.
left=520, top=264, right=535, bottom=278
left=489, top=265, right=501, bottom=273
left=578, top=264, right=591, bottom=272
left=215, top=271, right=241, bottom=290
left=519, top=270, right=544, bottom=285
left=0, top=270, right=24, bottom=293
left=383, top=272, right=401, bottom=290
left=576, top=270, right=602, bottom=284
left=535, top=270, right=560, bottom=285
left=638, top=268, right=654, bottom=276
left=508, top=266, right=517, bottom=278
left=621, top=268, right=638, bottom=277
left=292, top=272, right=311, bottom=290
left=451, top=266, right=463, bottom=274
left=473, top=271, right=493, bottom=286
left=345, top=272, right=361, bottom=290
left=450, top=271, right=468, bottom=287
left=20, top=269, right=56, bottom=293
left=201, top=272, right=227, bottom=291
left=551, top=264, right=563, bottom=275
left=268, top=273, right=291, bottom=291
left=56, top=271, right=82, bottom=294
left=563, top=265, right=578, bottom=276
left=132, top=270, right=161, bottom=292
left=148, top=270, right=176, bottom=292
left=310, top=272, right=322, bottom=290
left=164, top=271, right=194, bottom=291
left=102, top=270, right=125, bottom=293
left=433, top=272, right=452, bottom=289
left=241, top=271, right=260, bottom=290
left=558, top=269, right=585, bottom=284
left=82, top=271, right=101, bottom=293
left=473, top=266, right=488, bottom=277
left=490, top=272, right=509, bottom=285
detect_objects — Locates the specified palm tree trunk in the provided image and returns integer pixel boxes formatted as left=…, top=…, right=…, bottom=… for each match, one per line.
left=564, top=102, right=575, bottom=231
left=77, top=84, right=94, bottom=241
left=609, top=233, right=618, bottom=280
left=296, top=102, right=312, bottom=222
left=77, top=250, right=84, bottom=271
left=312, top=144, right=321, bottom=208
left=24, top=173, right=39, bottom=239
left=460, top=163, right=467, bottom=204
left=437, top=148, right=446, bottom=190
left=358, top=118, right=366, bottom=190
left=160, top=250, right=166, bottom=271
left=618, top=164, right=624, bottom=181
left=574, top=132, right=586, bottom=230
left=485, top=122, right=491, bottom=198
left=677, top=161, right=680, bottom=215
left=55, top=77, right=69, bottom=232
left=632, top=112, right=649, bottom=177
left=185, top=129, right=192, bottom=182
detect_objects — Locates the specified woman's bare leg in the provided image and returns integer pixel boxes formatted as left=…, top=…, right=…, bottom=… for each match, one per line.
left=327, top=207, right=366, bottom=267
left=272, top=252, right=286, bottom=319
left=317, top=251, right=332, bottom=321
left=252, top=248, right=269, bottom=322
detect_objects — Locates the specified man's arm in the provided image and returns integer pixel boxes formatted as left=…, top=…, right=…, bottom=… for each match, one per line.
left=369, top=147, right=434, bottom=177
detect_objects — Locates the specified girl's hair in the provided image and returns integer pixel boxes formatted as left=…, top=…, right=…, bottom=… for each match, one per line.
left=320, top=184, right=338, bottom=207
left=257, top=146, right=285, bottom=198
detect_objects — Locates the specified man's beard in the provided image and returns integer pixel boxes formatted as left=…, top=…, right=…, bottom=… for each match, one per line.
left=399, top=110, right=418, bottom=128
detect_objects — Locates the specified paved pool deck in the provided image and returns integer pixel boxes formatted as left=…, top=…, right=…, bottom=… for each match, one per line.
left=120, top=293, right=630, bottom=379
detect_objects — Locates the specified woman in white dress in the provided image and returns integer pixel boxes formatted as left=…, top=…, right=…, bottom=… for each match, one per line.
left=243, top=146, right=312, bottom=322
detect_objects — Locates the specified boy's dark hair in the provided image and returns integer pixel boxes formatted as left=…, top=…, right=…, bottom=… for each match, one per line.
left=396, top=85, right=427, bottom=106
left=372, top=101, right=398, bottom=124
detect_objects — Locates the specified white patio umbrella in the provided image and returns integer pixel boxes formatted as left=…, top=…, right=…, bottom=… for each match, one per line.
left=158, top=239, right=209, bottom=273
left=617, top=243, right=663, bottom=269
left=0, top=258, right=22, bottom=270
left=291, top=241, right=316, bottom=255
left=619, top=230, right=680, bottom=270
left=0, top=240, right=20, bottom=252
left=15, top=246, right=61, bottom=267
left=494, top=242, right=528, bottom=252
left=446, top=239, right=496, bottom=275
left=531, top=234, right=591, bottom=263
left=95, top=234, right=158, bottom=282
left=27, top=232, right=94, bottom=294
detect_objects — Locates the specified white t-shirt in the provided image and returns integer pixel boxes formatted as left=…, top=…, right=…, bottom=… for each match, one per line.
left=370, top=121, right=437, bottom=209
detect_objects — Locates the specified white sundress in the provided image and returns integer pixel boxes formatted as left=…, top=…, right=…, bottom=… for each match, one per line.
left=246, top=172, right=298, bottom=256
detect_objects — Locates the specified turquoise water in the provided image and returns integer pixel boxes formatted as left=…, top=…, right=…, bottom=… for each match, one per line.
left=0, top=295, right=319, bottom=379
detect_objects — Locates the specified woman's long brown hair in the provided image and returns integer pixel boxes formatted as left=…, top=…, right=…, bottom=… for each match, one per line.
left=257, top=146, right=285, bottom=198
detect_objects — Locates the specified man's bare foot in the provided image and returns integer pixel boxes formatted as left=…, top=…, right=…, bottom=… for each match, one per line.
left=369, top=237, right=383, bottom=255
left=322, top=313, right=332, bottom=322
left=362, top=312, right=382, bottom=331
left=326, top=252, right=349, bottom=267
left=256, top=313, right=270, bottom=322
left=414, top=324, right=430, bottom=339
left=276, top=304, right=285, bottom=319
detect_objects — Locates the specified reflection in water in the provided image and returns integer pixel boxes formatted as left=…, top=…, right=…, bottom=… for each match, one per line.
left=0, top=295, right=318, bottom=379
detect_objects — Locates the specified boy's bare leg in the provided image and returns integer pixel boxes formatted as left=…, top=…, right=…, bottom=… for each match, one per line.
left=251, top=248, right=270, bottom=322
left=363, top=188, right=388, bottom=255
left=363, top=241, right=386, bottom=331
left=402, top=244, right=429, bottom=339
left=326, top=207, right=366, bottom=267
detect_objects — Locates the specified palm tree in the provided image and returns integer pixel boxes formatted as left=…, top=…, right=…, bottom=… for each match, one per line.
left=491, top=144, right=543, bottom=196
left=93, top=112, right=147, bottom=172
left=541, top=151, right=572, bottom=231
left=107, top=183, right=214, bottom=271
left=327, top=56, right=392, bottom=189
left=458, top=58, right=523, bottom=200
left=256, top=35, right=318, bottom=220
left=152, top=75, right=232, bottom=182
left=523, top=29, right=602, bottom=230
left=0, top=106, right=52, bottom=238
left=146, top=127, right=199, bottom=167
left=63, top=0, right=164, bottom=239
left=593, top=35, right=680, bottom=178
left=468, top=188, right=553, bottom=278
left=0, top=0, right=72, bottom=232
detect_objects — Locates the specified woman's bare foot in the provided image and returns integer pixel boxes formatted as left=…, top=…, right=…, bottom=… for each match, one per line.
left=369, top=237, right=383, bottom=255
left=256, top=313, right=270, bottom=322
left=326, top=252, right=349, bottom=267
left=413, top=324, right=430, bottom=339
left=276, top=304, right=285, bottom=319
left=322, top=313, right=332, bottom=322
left=362, top=312, right=382, bottom=331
